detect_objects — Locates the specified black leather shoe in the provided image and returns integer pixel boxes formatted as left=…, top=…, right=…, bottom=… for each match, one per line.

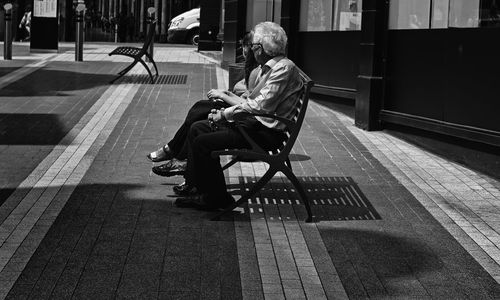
left=173, top=182, right=197, bottom=196
left=175, top=193, right=235, bottom=211
left=152, top=159, right=186, bottom=177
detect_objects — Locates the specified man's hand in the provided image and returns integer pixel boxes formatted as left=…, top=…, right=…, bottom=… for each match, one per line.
left=208, top=109, right=225, bottom=124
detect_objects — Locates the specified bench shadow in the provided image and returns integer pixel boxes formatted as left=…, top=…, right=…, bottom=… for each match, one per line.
left=226, top=176, right=381, bottom=222
left=288, top=153, right=310, bottom=162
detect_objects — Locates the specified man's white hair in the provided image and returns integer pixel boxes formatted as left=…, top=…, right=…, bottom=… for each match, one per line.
left=253, top=22, right=287, bottom=57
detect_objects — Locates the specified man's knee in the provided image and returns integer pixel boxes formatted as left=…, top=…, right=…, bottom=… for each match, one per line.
left=188, top=120, right=210, bottom=139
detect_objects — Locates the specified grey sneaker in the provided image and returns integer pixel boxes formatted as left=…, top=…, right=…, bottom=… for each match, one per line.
left=152, top=158, right=186, bottom=177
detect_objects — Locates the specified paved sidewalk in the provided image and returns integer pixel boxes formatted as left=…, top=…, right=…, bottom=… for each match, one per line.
left=0, top=42, right=500, bottom=299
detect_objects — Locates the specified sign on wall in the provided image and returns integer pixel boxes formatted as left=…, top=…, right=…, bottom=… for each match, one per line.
left=30, top=0, right=59, bottom=51
left=33, top=0, right=57, bottom=18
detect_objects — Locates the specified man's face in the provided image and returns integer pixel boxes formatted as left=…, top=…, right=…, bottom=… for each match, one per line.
left=250, top=41, right=265, bottom=64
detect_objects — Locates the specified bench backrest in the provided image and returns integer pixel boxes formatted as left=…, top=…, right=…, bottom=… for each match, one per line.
left=278, top=68, right=314, bottom=158
left=139, top=20, right=157, bottom=55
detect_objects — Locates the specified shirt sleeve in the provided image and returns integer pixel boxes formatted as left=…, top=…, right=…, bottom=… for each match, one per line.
left=231, top=78, right=247, bottom=96
left=223, top=63, right=291, bottom=121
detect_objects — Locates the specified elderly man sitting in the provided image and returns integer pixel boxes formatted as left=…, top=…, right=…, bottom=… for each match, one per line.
left=174, top=21, right=303, bottom=210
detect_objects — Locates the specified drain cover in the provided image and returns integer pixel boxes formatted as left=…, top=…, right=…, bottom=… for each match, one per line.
left=120, top=74, right=188, bottom=84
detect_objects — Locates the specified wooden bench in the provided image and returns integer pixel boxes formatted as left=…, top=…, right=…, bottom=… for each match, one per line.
left=108, top=20, right=159, bottom=84
left=211, top=67, right=315, bottom=222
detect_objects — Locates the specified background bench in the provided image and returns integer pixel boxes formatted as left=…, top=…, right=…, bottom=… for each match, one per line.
left=108, top=20, right=159, bottom=84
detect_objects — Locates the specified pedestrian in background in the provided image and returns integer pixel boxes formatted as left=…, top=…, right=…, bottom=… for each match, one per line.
left=19, top=5, right=32, bottom=42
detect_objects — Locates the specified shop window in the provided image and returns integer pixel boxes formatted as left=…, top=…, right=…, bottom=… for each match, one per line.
left=479, top=0, right=500, bottom=27
left=449, top=0, right=480, bottom=27
left=390, top=0, right=500, bottom=29
left=450, top=0, right=500, bottom=27
left=431, top=0, right=449, bottom=28
left=247, top=0, right=282, bottom=30
left=299, top=0, right=362, bottom=31
left=389, top=0, right=431, bottom=29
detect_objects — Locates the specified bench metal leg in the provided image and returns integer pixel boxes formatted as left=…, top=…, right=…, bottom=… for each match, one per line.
left=280, top=165, right=313, bottom=223
left=144, top=52, right=159, bottom=76
left=111, top=60, right=139, bottom=84
left=285, top=157, right=292, bottom=171
left=221, top=157, right=239, bottom=171
left=211, top=166, right=278, bottom=221
left=138, top=59, right=155, bottom=84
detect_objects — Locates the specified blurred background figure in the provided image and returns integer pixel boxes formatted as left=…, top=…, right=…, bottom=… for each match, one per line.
left=18, top=5, right=31, bottom=41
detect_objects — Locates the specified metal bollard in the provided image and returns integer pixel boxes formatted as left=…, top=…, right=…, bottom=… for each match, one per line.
left=75, top=4, right=85, bottom=61
left=3, top=3, right=13, bottom=60
left=114, top=17, right=118, bottom=43
left=147, top=7, right=156, bottom=63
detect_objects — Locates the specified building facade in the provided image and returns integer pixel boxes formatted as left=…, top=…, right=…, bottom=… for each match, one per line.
left=223, top=0, right=500, bottom=148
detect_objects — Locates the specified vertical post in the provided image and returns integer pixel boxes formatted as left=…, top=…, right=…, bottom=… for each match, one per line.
left=198, top=0, right=222, bottom=51
left=160, top=0, right=166, bottom=42
left=75, top=4, right=85, bottom=61
left=222, top=0, right=247, bottom=67
left=114, top=2, right=118, bottom=43
left=3, top=3, right=13, bottom=60
left=147, top=7, right=156, bottom=62
left=355, top=0, right=389, bottom=131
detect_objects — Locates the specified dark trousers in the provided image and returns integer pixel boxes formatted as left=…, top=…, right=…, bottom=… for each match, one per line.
left=167, top=100, right=229, bottom=159
left=185, top=119, right=286, bottom=205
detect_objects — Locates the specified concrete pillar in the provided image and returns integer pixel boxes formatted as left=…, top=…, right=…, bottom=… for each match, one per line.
left=355, top=0, right=388, bottom=131
left=222, top=0, right=247, bottom=67
left=279, top=0, right=300, bottom=60
left=198, top=0, right=222, bottom=51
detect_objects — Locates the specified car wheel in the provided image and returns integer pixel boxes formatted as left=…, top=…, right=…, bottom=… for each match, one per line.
left=187, top=29, right=199, bottom=46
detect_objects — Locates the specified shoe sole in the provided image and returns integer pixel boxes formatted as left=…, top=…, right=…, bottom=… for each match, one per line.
left=146, top=154, right=169, bottom=163
left=173, top=189, right=197, bottom=197
left=152, top=169, right=185, bottom=177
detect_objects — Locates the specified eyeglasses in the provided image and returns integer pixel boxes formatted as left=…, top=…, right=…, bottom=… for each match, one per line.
left=249, top=43, right=263, bottom=49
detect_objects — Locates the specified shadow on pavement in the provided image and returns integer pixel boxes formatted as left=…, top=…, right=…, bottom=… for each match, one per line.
left=0, top=68, right=115, bottom=97
left=5, top=183, right=242, bottom=299
left=0, top=113, right=68, bottom=145
left=288, top=153, right=310, bottom=162
left=0, top=67, right=22, bottom=78
left=226, top=176, right=380, bottom=221
left=324, top=228, right=443, bottom=276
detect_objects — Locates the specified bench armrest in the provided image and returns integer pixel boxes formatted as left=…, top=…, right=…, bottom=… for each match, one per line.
left=234, top=111, right=295, bottom=129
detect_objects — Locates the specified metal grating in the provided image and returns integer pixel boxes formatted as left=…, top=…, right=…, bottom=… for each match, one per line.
left=120, top=74, right=188, bottom=85
left=231, top=176, right=381, bottom=221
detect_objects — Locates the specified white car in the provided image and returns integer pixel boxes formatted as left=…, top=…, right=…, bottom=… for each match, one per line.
left=167, top=8, right=200, bottom=46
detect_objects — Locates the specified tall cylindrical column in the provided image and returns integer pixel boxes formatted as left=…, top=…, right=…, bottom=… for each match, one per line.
left=3, top=3, right=13, bottom=60
left=147, top=7, right=156, bottom=62
left=75, top=4, right=86, bottom=61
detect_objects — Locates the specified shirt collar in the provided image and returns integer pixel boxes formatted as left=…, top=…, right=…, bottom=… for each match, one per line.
left=261, top=55, right=285, bottom=75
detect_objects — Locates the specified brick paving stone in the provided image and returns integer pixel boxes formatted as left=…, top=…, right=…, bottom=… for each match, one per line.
left=2, top=44, right=500, bottom=299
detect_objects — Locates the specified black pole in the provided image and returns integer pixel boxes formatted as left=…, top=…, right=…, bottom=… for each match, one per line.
left=147, top=7, right=156, bottom=62
left=75, top=4, right=85, bottom=61
left=3, top=3, right=13, bottom=60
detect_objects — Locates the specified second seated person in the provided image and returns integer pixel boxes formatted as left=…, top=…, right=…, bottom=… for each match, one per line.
left=147, top=32, right=259, bottom=179
left=174, top=21, right=303, bottom=210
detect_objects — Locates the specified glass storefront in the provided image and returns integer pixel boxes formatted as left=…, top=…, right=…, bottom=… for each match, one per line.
left=389, top=0, right=500, bottom=29
left=246, top=0, right=282, bottom=30
left=73, top=0, right=199, bottom=42
left=299, top=0, right=362, bottom=31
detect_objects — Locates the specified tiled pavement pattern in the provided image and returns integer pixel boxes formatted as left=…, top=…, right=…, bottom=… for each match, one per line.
left=0, top=43, right=499, bottom=299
